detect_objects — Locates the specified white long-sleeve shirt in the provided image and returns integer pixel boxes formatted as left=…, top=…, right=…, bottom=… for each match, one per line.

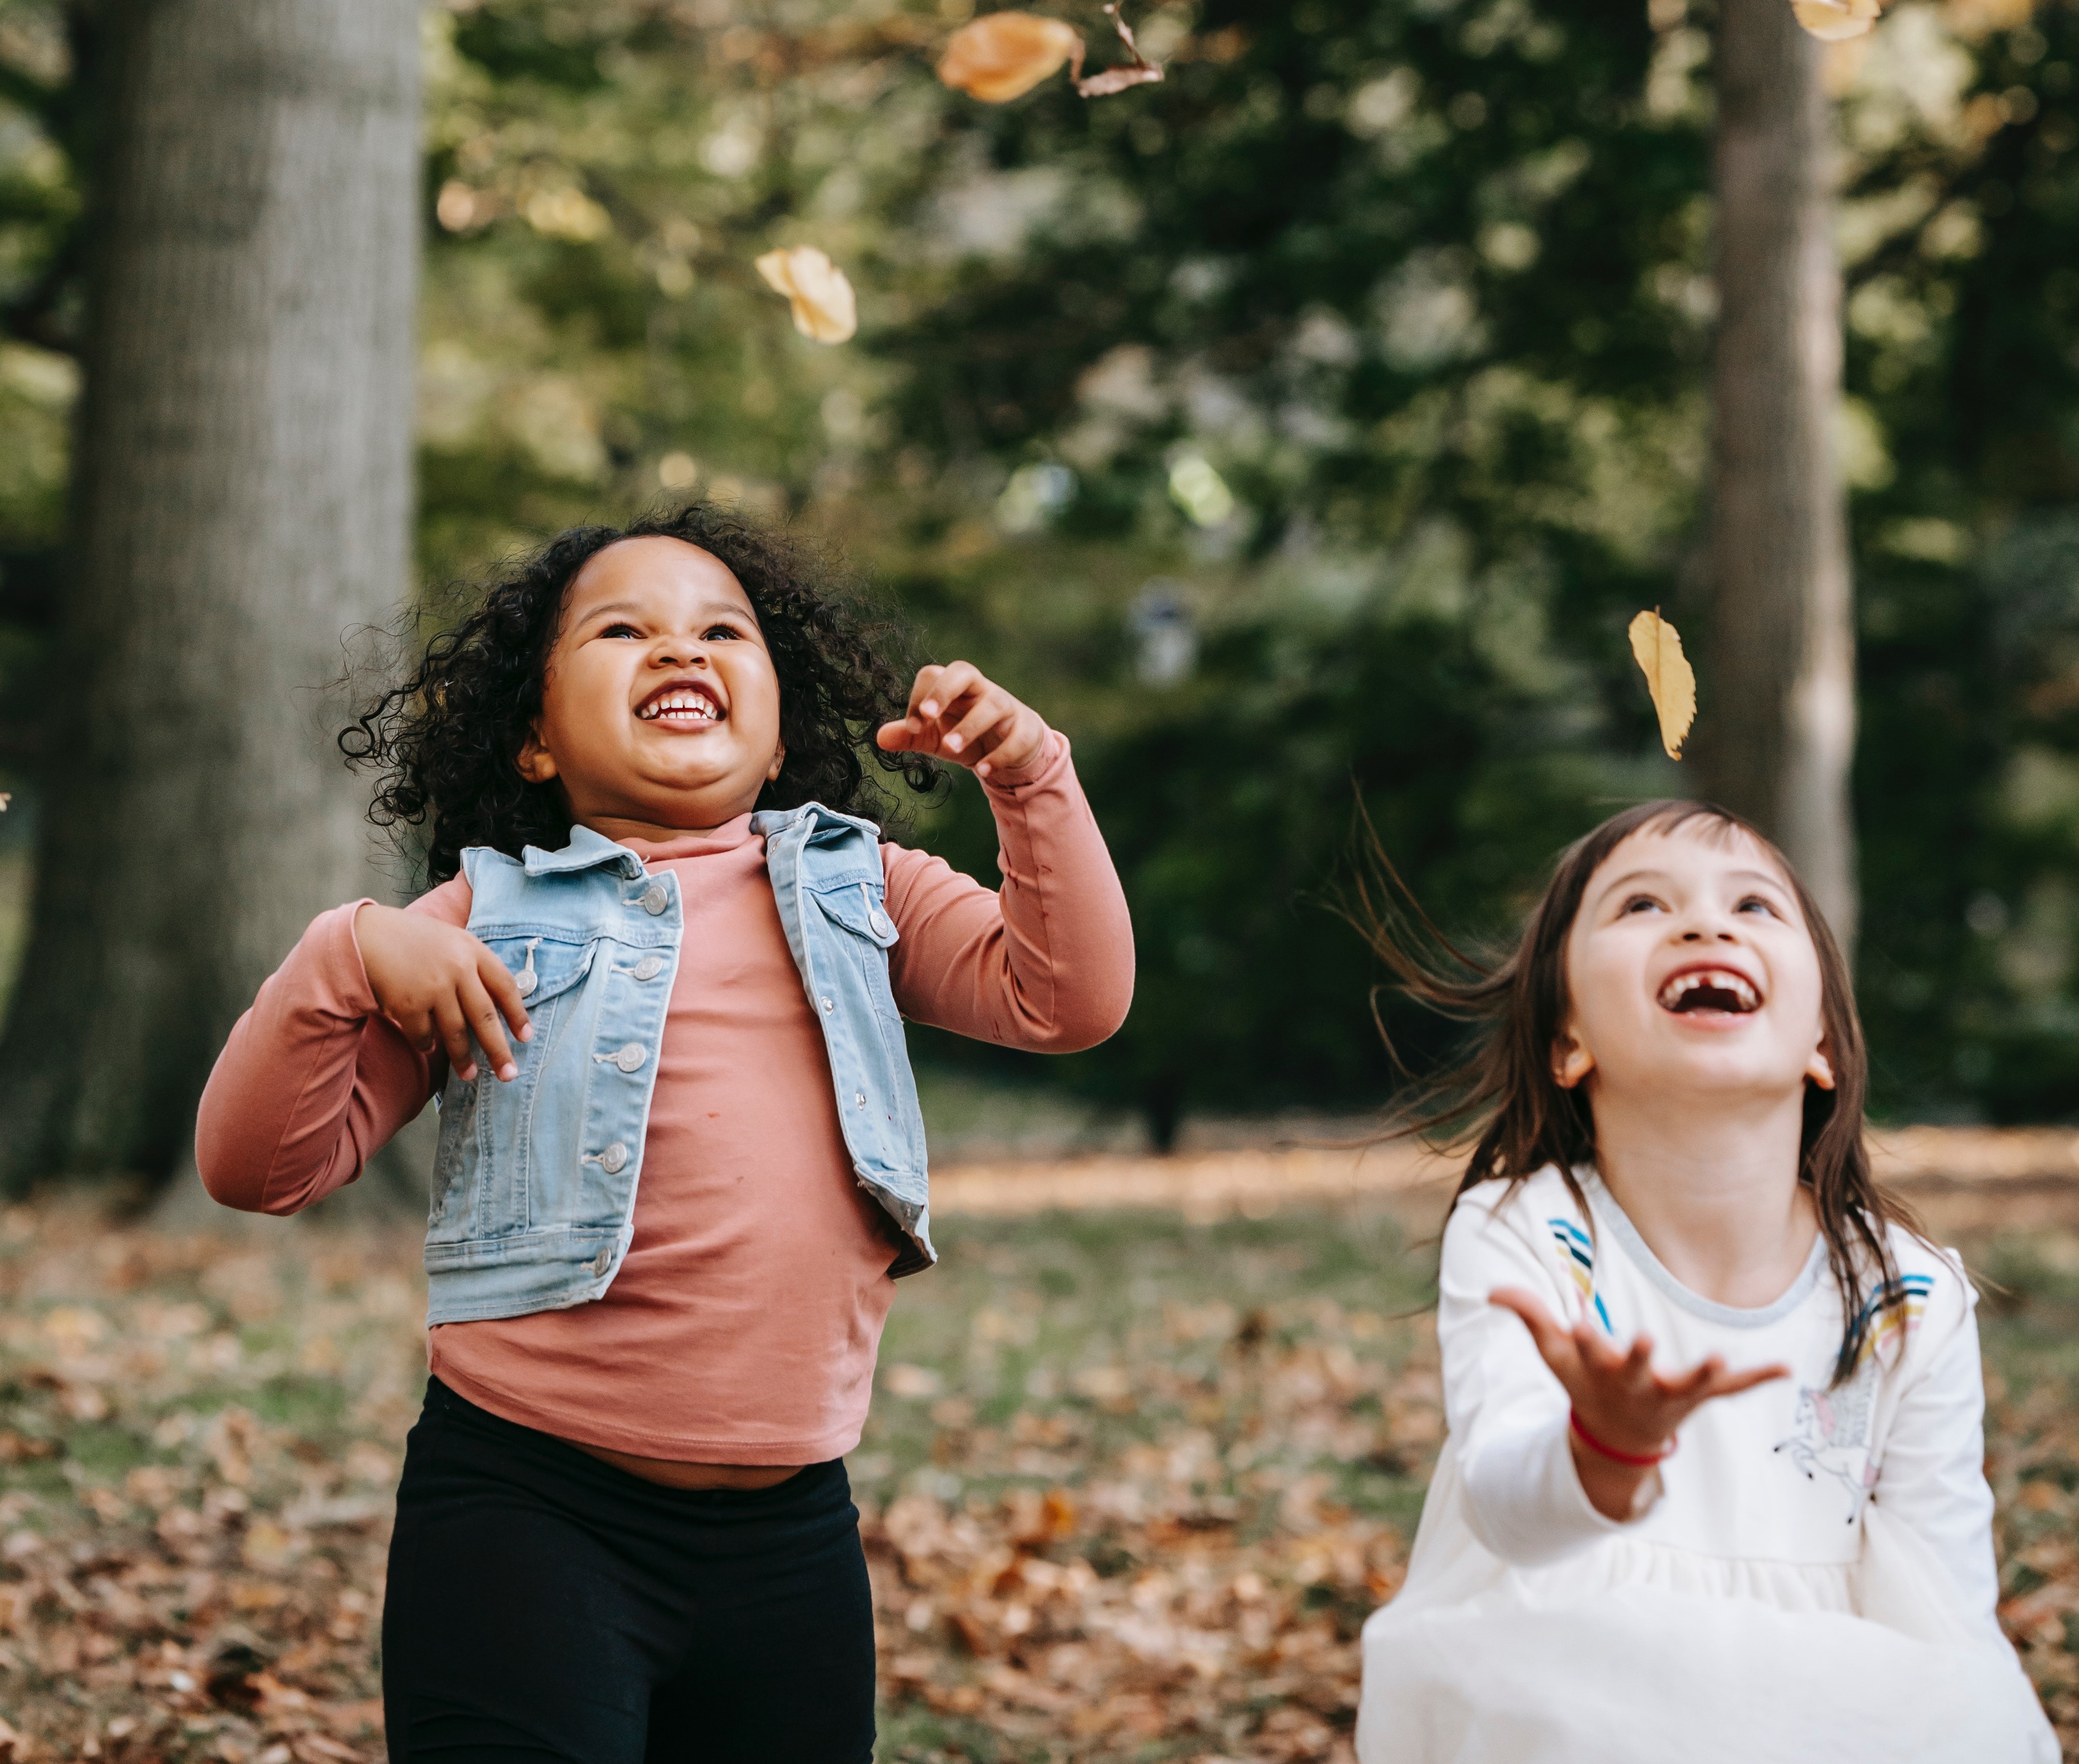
left=1355, top=1164, right=2056, bottom=1764
left=1438, top=1164, right=2000, bottom=1634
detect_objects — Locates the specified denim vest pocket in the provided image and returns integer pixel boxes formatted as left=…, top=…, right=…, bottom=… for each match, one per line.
left=427, top=932, right=602, bottom=1251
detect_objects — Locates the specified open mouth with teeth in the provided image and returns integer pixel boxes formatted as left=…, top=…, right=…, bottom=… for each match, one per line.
left=1657, top=968, right=1762, bottom=1016
left=636, top=683, right=724, bottom=725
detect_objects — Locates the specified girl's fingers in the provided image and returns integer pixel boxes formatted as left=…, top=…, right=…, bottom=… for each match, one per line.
left=1712, top=1362, right=1791, bottom=1398
left=917, top=660, right=982, bottom=726
left=906, top=664, right=946, bottom=723
left=940, top=695, right=1009, bottom=758
left=430, top=997, right=478, bottom=1083
left=1490, top=1288, right=1573, bottom=1372
left=459, top=975, right=519, bottom=1082
left=474, top=947, right=534, bottom=1043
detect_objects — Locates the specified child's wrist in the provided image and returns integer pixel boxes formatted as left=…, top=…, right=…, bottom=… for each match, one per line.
left=1569, top=1408, right=1675, bottom=1468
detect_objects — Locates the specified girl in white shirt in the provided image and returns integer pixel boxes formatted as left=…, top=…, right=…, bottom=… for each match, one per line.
left=1353, top=800, right=2057, bottom=1764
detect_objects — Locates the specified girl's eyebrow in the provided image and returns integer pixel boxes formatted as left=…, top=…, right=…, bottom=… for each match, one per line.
left=577, top=596, right=753, bottom=625
left=1594, top=864, right=1791, bottom=898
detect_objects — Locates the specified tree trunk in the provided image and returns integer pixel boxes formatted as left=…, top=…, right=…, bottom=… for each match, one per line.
left=1705, top=0, right=1858, bottom=948
left=0, top=0, right=421, bottom=1192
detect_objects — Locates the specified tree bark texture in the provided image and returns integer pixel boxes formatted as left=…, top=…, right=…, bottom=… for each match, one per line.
left=0, top=0, right=421, bottom=1189
left=1706, top=0, right=1859, bottom=948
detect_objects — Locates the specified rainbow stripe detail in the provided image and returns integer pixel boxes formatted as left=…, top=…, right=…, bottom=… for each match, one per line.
left=1548, top=1218, right=1614, bottom=1334
left=1851, top=1270, right=1933, bottom=1366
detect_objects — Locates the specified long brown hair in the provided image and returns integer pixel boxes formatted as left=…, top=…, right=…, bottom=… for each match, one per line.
left=1359, top=799, right=1917, bottom=1384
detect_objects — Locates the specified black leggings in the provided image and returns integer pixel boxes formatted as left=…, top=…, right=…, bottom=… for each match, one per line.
left=381, top=1378, right=876, bottom=1763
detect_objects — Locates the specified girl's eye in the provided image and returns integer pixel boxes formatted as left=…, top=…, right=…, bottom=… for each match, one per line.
left=601, top=622, right=642, bottom=639
left=1621, top=895, right=1663, bottom=916
left=704, top=624, right=741, bottom=641
left=1737, top=895, right=1780, bottom=918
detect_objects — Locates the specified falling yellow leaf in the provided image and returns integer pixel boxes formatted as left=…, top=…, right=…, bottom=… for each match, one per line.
left=937, top=12, right=1085, bottom=103
left=754, top=246, right=857, bottom=344
left=1628, top=609, right=1697, bottom=760
left=1790, top=0, right=1882, bottom=41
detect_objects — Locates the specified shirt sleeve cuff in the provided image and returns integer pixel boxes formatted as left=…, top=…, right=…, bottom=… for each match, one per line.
left=1463, top=1409, right=1662, bottom=1566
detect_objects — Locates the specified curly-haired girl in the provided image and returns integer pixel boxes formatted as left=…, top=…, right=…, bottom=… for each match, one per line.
left=196, top=504, right=1134, bottom=1763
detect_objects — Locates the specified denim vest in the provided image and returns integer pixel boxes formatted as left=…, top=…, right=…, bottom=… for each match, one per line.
left=422, top=805, right=933, bottom=1327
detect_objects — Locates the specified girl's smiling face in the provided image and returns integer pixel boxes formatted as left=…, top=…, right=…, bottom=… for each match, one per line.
left=516, top=537, right=785, bottom=836
left=1555, top=823, right=1835, bottom=1104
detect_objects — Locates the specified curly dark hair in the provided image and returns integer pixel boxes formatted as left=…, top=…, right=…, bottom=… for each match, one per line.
left=341, top=503, right=941, bottom=883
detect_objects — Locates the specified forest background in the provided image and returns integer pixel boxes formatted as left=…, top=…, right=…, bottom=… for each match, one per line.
left=3, top=0, right=2078, bottom=1157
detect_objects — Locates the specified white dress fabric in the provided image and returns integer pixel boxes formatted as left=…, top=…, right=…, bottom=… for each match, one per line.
left=1356, top=1166, right=2057, bottom=1764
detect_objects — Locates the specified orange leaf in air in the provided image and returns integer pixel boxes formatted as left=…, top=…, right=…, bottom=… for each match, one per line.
left=1628, top=609, right=1697, bottom=760
left=937, top=12, right=1086, bottom=103
left=1790, top=0, right=1882, bottom=41
left=754, top=246, right=857, bottom=344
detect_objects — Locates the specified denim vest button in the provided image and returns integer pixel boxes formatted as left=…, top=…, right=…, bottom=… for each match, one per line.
left=589, top=1249, right=612, bottom=1277
left=638, top=883, right=669, bottom=915
left=632, top=955, right=666, bottom=981
left=598, top=1142, right=629, bottom=1174
left=821, top=996, right=835, bottom=1013
left=869, top=909, right=895, bottom=939
left=610, top=1043, right=646, bottom=1072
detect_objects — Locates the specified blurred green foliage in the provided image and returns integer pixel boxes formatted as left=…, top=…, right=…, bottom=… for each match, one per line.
left=6, top=0, right=2079, bottom=1135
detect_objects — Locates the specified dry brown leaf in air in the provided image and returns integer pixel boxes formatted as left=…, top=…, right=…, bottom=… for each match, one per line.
left=937, top=12, right=1086, bottom=102
left=1074, top=4, right=1166, bottom=96
left=754, top=246, right=857, bottom=344
left=1628, top=608, right=1697, bottom=760
left=1790, top=0, right=1882, bottom=41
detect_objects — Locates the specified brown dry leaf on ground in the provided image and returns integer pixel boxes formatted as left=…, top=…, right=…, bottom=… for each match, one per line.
left=1627, top=608, right=1697, bottom=761
left=0, top=1167, right=2075, bottom=1761
left=1791, top=0, right=1883, bottom=41
left=754, top=246, right=857, bottom=344
left=936, top=14, right=1086, bottom=102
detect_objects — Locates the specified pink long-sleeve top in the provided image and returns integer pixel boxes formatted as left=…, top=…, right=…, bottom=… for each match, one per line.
left=197, top=732, right=1132, bottom=1463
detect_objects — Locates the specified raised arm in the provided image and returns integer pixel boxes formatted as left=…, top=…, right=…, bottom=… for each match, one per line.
left=195, top=881, right=473, bottom=1214
left=1439, top=1195, right=1655, bottom=1565
left=881, top=728, right=1133, bottom=1053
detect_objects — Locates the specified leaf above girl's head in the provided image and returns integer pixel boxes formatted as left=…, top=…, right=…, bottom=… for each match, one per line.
left=937, top=12, right=1086, bottom=102
left=1628, top=609, right=1697, bottom=761
left=1790, top=0, right=1882, bottom=41
left=754, top=246, right=857, bottom=344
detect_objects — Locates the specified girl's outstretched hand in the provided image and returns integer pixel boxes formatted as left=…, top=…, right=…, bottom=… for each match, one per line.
left=1490, top=1285, right=1789, bottom=1521
left=354, top=903, right=533, bottom=1085
left=876, top=661, right=1046, bottom=780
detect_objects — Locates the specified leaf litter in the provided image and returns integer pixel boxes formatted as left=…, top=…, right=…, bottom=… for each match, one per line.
left=0, top=1184, right=2074, bottom=1761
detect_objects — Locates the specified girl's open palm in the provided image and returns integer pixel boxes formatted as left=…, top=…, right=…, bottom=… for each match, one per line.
left=1491, top=1286, right=1787, bottom=1516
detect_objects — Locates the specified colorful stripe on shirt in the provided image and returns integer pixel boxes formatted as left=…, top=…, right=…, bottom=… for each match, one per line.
left=1547, top=1218, right=1614, bottom=1334
left=1850, top=1270, right=1934, bottom=1366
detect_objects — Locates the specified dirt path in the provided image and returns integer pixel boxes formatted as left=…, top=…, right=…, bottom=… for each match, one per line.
left=933, top=1125, right=2079, bottom=1237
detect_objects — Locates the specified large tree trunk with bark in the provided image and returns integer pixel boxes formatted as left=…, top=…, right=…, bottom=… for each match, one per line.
left=1705, top=0, right=1859, bottom=948
left=0, top=0, right=421, bottom=1192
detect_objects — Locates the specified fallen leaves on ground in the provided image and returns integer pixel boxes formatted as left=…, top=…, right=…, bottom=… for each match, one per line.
left=0, top=1187, right=2074, bottom=1760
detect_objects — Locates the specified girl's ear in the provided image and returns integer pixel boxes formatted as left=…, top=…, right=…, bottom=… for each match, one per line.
left=1806, top=1041, right=1836, bottom=1091
left=516, top=725, right=558, bottom=785
left=765, top=741, right=786, bottom=784
left=1551, top=1028, right=1595, bottom=1089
